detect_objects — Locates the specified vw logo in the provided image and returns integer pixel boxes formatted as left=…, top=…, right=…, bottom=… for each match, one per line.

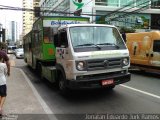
left=103, top=60, right=108, bottom=68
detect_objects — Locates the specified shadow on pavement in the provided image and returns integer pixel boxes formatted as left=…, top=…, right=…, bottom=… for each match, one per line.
left=129, top=69, right=160, bottom=79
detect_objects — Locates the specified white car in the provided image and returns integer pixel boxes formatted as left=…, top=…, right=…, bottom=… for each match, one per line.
left=15, top=48, right=24, bottom=58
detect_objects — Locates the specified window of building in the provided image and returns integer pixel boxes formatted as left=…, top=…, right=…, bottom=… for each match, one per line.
left=120, top=0, right=133, bottom=7
left=95, top=0, right=108, bottom=6
left=151, top=0, right=160, bottom=9
left=108, top=0, right=119, bottom=6
left=135, top=0, right=149, bottom=8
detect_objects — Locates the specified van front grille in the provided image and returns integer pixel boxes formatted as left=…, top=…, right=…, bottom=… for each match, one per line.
left=87, top=58, right=122, bottom=71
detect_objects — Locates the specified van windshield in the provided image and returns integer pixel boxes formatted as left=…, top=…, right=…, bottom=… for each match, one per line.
left=69, top=26, right=126, bottom=52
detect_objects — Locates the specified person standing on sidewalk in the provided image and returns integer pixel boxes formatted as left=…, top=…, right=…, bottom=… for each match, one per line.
left=0, top=54, right=8, bottom=115
left=0, top=47, right=10, bottom=76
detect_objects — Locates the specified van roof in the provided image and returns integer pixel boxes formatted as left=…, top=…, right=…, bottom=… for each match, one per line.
left=58, top=24, right=116, bottom=30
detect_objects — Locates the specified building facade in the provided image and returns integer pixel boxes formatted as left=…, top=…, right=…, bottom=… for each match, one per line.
left=6, top=21, right=18, bottom=45
left=22, top=0, right=33, bottom=36
left=39, top=0, right=160, bottom=31
left=22, top=0, right=40, bottom=36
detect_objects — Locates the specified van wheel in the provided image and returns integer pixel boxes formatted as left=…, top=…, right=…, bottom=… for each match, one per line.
left=107, top=85, right=115, bottom=90
left=58, top=74, right=68, bottom=94
left=37, top=63, right=43, bottom=80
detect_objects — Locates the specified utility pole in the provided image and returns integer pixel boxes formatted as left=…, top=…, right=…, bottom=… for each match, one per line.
left=2, top=29, right=5, bottom=42
left=0, top=28, right=6, bottom=43
left=0, top=23, right=6, bottom=43
left=0, top=23, right=2, bottom=42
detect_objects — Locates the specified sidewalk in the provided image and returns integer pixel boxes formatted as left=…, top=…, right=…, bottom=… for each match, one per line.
left=3, top=67, right=46, bottom=114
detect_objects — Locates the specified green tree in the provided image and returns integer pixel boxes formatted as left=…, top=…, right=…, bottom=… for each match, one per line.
left=0, top=42, right=7, bottom=49
left=119, top=27, right=136, bottom=33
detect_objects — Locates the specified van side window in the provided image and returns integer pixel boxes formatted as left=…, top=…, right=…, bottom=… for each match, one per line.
left=59, top=30, right=68, bottom=47
left=54, top=33, right=59, bottom=47
left=153, top=40, right=160, bottom=52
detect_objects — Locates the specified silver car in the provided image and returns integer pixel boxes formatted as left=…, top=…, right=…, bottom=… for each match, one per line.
left=15, top=48, right=24, bottom=58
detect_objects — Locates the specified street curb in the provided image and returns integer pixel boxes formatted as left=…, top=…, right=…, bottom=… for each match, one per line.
left=19, top=68, right=53, bottom=114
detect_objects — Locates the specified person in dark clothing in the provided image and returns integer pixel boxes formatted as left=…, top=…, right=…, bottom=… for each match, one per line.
left=0, top=48, right=10, bottom=76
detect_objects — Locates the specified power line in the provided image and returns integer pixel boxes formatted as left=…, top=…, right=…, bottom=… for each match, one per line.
left=0, top=5, right=33, bottom=12
left=0, top=0, right=154, bottom=14
left=0, top=5, right=20, bottom=8
left=84, top=0, right=94, bottom=6
left=97, top=0, right=136, bottom=17
left=109, top=1, right=151, bottom=22
left=0, top=6, right=100, bottom=16
left=0, top=0, right=156, bottom=21
left=92, top=0, right=151, bottom=23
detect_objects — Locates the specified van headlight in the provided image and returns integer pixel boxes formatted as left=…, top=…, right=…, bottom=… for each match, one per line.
left=76, top=61, right=86, bottom=71
left=122, top=58, right=129, bottom=66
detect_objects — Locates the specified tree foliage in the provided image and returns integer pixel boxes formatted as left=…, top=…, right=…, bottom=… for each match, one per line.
left=0, top=42, right=7, bottom=49
left=119, top=27, right=136, bottom=33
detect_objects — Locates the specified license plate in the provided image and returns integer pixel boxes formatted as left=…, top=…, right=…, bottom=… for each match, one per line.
left=102, top=79, right=114, bottom=86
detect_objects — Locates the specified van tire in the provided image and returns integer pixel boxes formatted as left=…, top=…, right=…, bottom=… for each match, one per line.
left=107, top=85, right=115, bottom=90
left=37, top=63, right=43, bottom=80
left=58, top=73, right=68, bottom=95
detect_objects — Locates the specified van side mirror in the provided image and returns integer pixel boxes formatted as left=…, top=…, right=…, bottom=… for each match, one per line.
left=54, top=34, right=59, bottom=47
left=59, top=30, right=68, bottom=47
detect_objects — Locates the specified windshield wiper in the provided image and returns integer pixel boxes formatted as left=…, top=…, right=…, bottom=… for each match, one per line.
left=98, top=43, right=119, bottom=49
left=75, top=43, right=101, bottom=49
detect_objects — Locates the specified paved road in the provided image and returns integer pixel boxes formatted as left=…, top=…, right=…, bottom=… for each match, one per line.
left=10, top=54, right=160, bottom=116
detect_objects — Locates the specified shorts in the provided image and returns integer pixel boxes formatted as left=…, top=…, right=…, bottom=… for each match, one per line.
left=0, top=85, right=7, bottom=97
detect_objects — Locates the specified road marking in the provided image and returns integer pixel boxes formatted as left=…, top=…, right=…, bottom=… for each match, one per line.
left=120, top=84, right=160, bottom=99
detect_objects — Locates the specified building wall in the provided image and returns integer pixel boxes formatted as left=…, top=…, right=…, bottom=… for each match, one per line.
left=7, top=21, right=18, bottom=43
left=22, top=0, right=40, bottom=36
left=94, top=0, right=160, bottom=30
left=40, top=0, right=70, bottom=16
left=39, top=0, right=160, bottom=30
left=22, top=0, right=33, bottom=36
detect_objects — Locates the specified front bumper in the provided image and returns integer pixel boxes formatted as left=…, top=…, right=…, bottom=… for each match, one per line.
left=16, top=54, right=24, bottom=58
left=65, top=72, right=131, bottom=89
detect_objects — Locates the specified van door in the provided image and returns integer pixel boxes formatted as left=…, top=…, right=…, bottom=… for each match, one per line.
left=130, top=35, right=152, bottom=65
left=149, top=40, right=160, bottom=67
left=55, top=29, right=69, bottom=66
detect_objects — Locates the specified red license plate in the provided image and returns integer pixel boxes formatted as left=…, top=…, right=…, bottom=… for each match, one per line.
left=102, top=79, right=114, bottom=86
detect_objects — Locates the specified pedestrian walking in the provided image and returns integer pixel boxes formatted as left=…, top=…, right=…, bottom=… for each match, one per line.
left=0, top=46, right=10, bottom=76
left=0, top=54, right=8, bottom=116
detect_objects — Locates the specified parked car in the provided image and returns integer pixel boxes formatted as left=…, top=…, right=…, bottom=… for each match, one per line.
left=7, top=46, right=17, bottom=54
left=15, top=48, right=24, bottom=58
